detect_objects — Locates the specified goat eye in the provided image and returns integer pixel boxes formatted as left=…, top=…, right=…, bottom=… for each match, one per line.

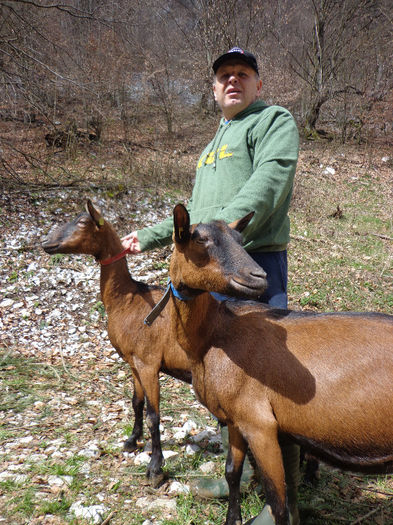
left=193, top=234, right=209, bottom=246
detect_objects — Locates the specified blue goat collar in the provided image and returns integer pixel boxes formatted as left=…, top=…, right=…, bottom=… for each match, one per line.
left=144, top=279, right=236, bottom=327
left=169, top=281, right=194, bottom=301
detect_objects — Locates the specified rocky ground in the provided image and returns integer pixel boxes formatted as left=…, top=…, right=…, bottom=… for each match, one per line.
left=1, top=141, right=392, bottom=524
left=1, top=188, right=226, bottom=524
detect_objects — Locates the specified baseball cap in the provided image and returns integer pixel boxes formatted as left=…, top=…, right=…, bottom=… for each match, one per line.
left=212, top=47, right=259, bottom=75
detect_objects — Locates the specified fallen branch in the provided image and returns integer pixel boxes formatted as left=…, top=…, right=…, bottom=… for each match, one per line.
left=354, top=485, right=393, bottom=497
left=0, top=158, right=24, bottom=183
left=101, top=511, right=116, bottom=525
left=123, top=141, right=168, bottom=155
left=290, top=234, right=328, bottom=244
left=350, top=505, right=382, bottom=524
left=59, top=345, right=83, bottom=382
left=371, top=233, right=393, bottom=241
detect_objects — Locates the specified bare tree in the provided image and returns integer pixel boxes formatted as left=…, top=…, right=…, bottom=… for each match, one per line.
left=269, top=0, right=392, bottom=135
left=154, top=0, right=270, bottom=114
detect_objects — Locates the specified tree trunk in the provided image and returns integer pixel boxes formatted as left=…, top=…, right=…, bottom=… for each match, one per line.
left=304, top=94, right=327, bottom=135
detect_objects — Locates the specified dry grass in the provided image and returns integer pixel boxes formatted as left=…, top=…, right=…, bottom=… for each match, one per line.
left=0, top=124, right=392, bottom=524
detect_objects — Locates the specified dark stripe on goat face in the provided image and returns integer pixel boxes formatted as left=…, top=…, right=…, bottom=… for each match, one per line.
left=42, top=213, right=91, bottom=254
left=189, top=222, right=238, bottom=271
left=189, top=221, right=267, bottom=298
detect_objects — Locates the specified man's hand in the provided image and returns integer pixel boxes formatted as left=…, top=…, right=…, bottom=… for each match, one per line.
left=121, top=231, right=141, bottom=254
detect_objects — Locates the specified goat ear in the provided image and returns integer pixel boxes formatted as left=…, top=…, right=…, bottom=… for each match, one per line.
left=229, top=211, right=254, bottom=233
left=86, top=199, right=104, bottom=228
left=173, top=203, right=191, bottom=243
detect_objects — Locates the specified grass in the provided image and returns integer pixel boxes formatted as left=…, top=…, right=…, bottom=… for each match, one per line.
left=3, top=351, right=391, bottom=525
left=1, top=141, right=392, bottom=523
left=288, top=162, right=392, bottom=314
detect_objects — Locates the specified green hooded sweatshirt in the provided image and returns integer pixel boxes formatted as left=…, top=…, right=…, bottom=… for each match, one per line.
left=138, top=100, right=299, bottom=252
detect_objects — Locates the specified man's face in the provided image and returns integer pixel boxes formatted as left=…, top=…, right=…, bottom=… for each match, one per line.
left=213, top=60, right=262, bottom=120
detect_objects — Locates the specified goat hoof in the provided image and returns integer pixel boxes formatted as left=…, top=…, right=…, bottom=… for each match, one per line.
left=148, top=470, right=166, bottom=488
left=123, top=438, right=138, bottom=452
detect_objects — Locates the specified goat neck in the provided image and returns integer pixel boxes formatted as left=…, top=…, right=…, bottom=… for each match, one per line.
left=97, top=225, right=139, bottom=314
left=169, top=284, right=221, bottom=359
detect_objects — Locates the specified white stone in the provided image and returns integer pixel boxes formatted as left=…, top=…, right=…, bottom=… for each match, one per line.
left=0, top=471, right=28, bottom=483
left=12, top=301, right=24, bottom=309
left=69, top=501, right=108, bottom=524
left=0, top=299, right=14, bottom=307
left=28, top=453, right=47, bottom=462
left=19, top=436, right=34, bottom=445
left=133, top=451, right=151, bottom=465
left=185, top=444, right=200, bottom=455
left=168, top=481, right=190, bottom=494
left=80, top=463, right=91, bottom=475
left=14, top=474, right=28, bottom=483
left=135, top=496, right=177, bottom=513
left=48, top=475, right=73, bottom=487
left=191, top=429, right=215, bottom=443
left=162, top=450, right=179, bottom=461
left=79, top=446, right=100, bottom=458
left=173, top=430, right=186, bottom=440
left=182, top=420, right=197, bottom=434
left=199, top=461, right=216, bottom=474
left=7, top=464, right=24, bottom=471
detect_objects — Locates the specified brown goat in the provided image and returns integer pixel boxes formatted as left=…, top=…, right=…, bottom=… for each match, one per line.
left=42, top=200, right=191, bottom=487
left=167, top=203, right=393, bottom=525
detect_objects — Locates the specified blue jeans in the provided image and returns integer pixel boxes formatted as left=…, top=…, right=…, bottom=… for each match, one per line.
left=250, top=250, right=288, bottom=308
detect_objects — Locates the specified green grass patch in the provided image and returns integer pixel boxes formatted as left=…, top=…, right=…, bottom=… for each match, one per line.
left=1, top=143, right=392, bottom=524
left=0, top=352, right=64, bottom=414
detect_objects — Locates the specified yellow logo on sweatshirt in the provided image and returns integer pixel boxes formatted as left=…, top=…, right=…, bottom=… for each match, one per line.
left=197, top=145, right=233, bottom=168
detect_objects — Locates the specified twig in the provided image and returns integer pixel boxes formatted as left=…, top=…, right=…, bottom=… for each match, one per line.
left=122, top=141, right=168, bottom=155
left=354, top=485, right=393, bottom=497
left=31, top=361, right=62, bottom=383
left=380, top=256, right=393, bottom=278
left=290, top=234, right=328, bottom=244
left=371, top=233, right=393, bottom=241
left=291, top=232, right=393, bottom=244
left=0, top=158, right=24, bottom=183
left=2, top=139, right=83, bottom=187
left=58, top=345, right=81, bottom=382
left=350, top=505, right=382, bottom=524
left=101, top=511, right=116, bottom=525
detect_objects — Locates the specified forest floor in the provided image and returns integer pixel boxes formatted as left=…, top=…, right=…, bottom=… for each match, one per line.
left=0, top=122, right=392, bottom=524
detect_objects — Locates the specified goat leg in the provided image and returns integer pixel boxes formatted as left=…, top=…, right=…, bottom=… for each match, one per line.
left=124, top=373, right=145, bottom=452
left=145, top=397, right=165, bottom=487
left=225, top=424, right=247, bottom=525
left=248, top=422, right=290, bottom=525
left=142, top=370, right=165, bottom=488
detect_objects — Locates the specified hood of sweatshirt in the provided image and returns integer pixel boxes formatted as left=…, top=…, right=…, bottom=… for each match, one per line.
left=224, top=99, right=269, bottom=123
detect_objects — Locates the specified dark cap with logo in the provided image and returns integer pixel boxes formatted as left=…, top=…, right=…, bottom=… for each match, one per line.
left=212, top=47, right=259, bottom=75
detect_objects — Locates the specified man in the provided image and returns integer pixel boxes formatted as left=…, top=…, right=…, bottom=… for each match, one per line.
left=122, top=47, right=300, bottom=525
